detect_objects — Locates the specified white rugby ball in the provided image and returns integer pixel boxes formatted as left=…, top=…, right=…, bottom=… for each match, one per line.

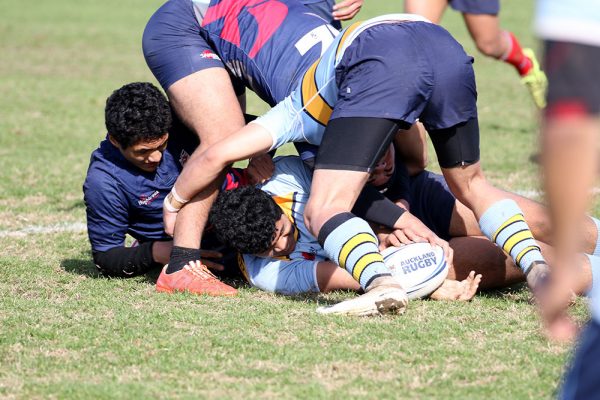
left=381, top=242, right=448, bottom=300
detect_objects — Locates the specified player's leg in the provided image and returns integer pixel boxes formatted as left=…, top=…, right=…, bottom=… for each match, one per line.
left=305, top=117, right=409, bottom=315
left=461, top=12, right=546, bottom=108
left=404, top=0, right=448, bottom=24
left=143, top=2, right=243, bottom=294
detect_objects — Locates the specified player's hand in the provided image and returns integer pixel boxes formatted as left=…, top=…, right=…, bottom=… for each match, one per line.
left=247, top=154, right=275, bottom=184
left=201, top=249, right=225, bottom=272
left=332, top=0, right=363, bottom=21
left=393, top=212, right=453, bottom=261
left=163, top=205, right=177, bottom=237
left=537, top=271, right=579, bottom=342
left=429, top=271, right=482, bottom=301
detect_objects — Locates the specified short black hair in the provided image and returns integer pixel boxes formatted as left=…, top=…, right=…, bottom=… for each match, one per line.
left=105, top=82, right=172, bottom=148
left=210, top=186, right=283, bottom=254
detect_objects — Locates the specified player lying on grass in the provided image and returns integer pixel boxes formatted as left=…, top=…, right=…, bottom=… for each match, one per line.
left=164, top=14, right=557, bottom=315
left=369, top=142, right=599, bottom=294
left=83, top=82, right=266, bottom=285
left=211, top=155, right=596, bottom=304
left=210, top=156, right=481, bottom=307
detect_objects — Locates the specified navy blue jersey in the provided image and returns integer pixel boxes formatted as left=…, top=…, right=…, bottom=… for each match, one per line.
left=83, top=128, right=246, bottom=252
left=143, top=0, right=339, bottom=106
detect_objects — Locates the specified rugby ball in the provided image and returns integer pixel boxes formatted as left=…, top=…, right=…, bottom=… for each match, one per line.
left=381, top=242, right=448, bottom=300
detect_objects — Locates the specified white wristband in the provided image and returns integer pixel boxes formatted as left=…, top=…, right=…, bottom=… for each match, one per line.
left=170, top=186, right=189, bottom=205
left=163, top=194, right=180, bottom=213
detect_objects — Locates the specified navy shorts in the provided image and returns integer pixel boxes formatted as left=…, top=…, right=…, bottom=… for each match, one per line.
left=560, top=319, right=600, bottom=400
left=449, top=0, right=500, bottom=15
left=143, top=0, right=223, bottom=90
left=544, top=40, right=600, bottom=117
left=408, top=171, right=456, bottom=241
left=333, top=21, right=478, bottom=132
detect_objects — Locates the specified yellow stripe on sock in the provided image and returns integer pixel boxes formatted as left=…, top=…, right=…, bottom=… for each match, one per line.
left=502, top=230, right=534, bottom=255
left=352, top=252, right=384, bottom=282
left=492, top=214, right=525, bottom=243
left=339, top=233, right=377, bottom=268
left=516, top=245, right=540, bottom=266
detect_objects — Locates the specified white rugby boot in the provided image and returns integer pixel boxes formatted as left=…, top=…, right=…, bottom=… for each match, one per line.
left=316, top=276, right=408, bottom=316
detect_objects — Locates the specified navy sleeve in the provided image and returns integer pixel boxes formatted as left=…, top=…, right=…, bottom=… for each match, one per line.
left=84, top=172, right=130, bottom=252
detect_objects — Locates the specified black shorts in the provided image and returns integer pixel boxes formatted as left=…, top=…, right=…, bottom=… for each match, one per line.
left=544, top=40, right=600, bottom=117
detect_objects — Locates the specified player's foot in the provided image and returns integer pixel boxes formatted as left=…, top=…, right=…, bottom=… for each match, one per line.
left=316, top=276, right=408, bottom=316
left=156, top=261, right=238, bottom=296
left=521, top=48, right=547, bottom=109
left=525, top=260, right=550, bottom=293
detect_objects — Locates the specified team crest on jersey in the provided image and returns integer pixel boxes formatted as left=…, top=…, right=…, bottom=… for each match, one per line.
left=138, top=190, right=160, bottom=206
left=200, top=50, right=220, bottom=60
left=179, top=150, right=190, bottom=166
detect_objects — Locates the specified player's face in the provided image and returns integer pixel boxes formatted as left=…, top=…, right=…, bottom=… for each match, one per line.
left=260, top=213, right=297, bottom=258
left=368, top=144, right=395, bottom=187
left=113, top=133, right=169, bottom=173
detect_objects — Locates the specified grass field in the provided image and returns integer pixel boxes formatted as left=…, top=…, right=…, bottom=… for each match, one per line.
left=0, top=1, right=594, bottom=398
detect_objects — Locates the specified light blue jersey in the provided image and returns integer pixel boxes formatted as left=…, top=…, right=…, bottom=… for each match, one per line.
left=239, top=156, right=328, bottom=294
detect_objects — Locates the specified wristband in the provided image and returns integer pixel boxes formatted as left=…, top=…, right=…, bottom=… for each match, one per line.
left=164, top=187, right=189, bottom=213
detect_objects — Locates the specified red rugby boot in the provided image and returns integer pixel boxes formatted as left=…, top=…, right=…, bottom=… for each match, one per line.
left=156, top=261, right=238, bottom=296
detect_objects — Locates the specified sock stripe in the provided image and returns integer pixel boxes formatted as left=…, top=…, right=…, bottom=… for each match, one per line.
left=352, top=252, right=384, bottom=282
left=516, top=245, right=541, bottom=266
left=503, top=230, right=535, bottom=255
left=492, top=214, right=525, bottom=242
left=339, top=233, right=377, bottom=267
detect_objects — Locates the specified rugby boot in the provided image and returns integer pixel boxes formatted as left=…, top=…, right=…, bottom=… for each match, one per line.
left=156, top=261, right=238, bottom=296
left=521, top=48, right=548, bottom=109
left=316, top=276, right=408, bottom=316
left=525, top=260, right=550, bottom=294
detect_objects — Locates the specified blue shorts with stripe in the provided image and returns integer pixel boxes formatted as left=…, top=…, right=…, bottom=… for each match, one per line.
left=332, top=21, right=478, bottom=132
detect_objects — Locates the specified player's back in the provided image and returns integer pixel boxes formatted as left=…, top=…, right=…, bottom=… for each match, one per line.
left=192, top=0, right=339, bottom=105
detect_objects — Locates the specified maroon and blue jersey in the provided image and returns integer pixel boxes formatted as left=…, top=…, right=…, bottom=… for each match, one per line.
left=83, top=127, right=248, bottom=253
left=143, top=0, right=339, bottom=106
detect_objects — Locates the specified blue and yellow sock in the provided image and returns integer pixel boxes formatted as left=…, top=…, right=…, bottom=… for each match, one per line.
left=479, top=199, right=545, bottom=273
left=318, top=212, right=390, bottom=289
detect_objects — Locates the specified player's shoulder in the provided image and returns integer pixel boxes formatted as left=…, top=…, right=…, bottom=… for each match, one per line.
left=264, top=156, right=312, bottom=193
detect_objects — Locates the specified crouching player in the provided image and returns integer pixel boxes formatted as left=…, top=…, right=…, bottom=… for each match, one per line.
left=83, top=82, right=256, bottom=293
left=210, top=156, right=481, bottom=311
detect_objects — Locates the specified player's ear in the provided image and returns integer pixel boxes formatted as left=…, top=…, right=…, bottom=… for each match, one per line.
left=108, top=134, right=121, bottom=149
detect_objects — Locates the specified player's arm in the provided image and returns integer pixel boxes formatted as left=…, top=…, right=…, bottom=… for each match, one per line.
left=168, top=122, right=274, bottom=204
left=84, top=177, right=166, bottom=276
left=394, top=122, right=428, bottom=176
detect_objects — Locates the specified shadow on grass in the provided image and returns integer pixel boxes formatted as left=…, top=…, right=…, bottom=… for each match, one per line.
left=60, top=256, right=250, bottom=288
left=57, top=199, right=85, bottom=212
left=477, top=283, right=532, bottom=303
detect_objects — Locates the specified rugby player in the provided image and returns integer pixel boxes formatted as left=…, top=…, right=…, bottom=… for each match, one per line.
left=534, top=0, right=600, bottom=397
left=83, top=82, right=250, bottom=293
left=142, top=0, right=344, bottom=296
left=163, top=14, right=560, bottom=315
left=210, top=156, right=482, bottom=311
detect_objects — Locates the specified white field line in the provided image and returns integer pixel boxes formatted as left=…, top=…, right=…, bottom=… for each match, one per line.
left=1, top=187, right=600, bottom=238
left=0, top=222, right=87, bottom=238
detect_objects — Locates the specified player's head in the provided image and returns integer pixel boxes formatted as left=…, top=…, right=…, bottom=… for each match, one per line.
left=368, top=144, right=395, bottom=187
left=210, top=186, right=297, bottom=257
left=105, top=82, right=172, bottom=172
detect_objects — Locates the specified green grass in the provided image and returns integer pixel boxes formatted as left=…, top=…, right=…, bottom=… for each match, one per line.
left=0, top=0, right=594, bottom=398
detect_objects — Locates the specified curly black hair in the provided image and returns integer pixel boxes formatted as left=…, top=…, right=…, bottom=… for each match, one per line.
left=210, top=186, right=283, bottom=254
left=105, top=82, right=172, bottom=148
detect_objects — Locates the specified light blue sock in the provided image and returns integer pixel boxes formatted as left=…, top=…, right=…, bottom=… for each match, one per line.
left=479, top=199, right=545, bottom=273
left=585, top=254, right=600, bottom=297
